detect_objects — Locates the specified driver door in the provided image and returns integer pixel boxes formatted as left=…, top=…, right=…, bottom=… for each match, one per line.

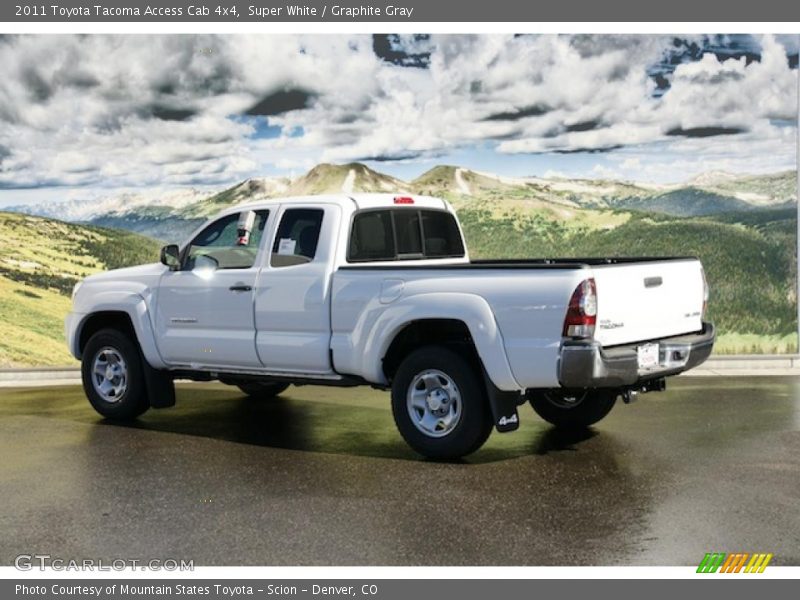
left=154, top=209, right=270, bottom=369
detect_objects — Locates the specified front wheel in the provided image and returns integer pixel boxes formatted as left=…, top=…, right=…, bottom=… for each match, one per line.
left=391, top=346, right=493, bottom=460
left=529, top=389, right=617, bottom=428
left=81, top=328, right=150, bottom=420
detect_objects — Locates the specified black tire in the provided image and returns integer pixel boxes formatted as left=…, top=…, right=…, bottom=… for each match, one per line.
left=237, top=382, right=290, bottom=399
left=81, top=328, right=150, bottom=420
left=391, top=346, right=493, bottom=460
left=529, top=389, right=617, bottom=428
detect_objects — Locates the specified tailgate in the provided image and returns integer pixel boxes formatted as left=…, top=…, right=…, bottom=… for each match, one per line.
left=592, top=259, right=705, bottom=347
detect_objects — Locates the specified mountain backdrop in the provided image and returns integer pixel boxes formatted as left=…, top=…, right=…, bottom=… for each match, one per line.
left=1, top=163, right=797, bottom=366
left=13, top=163, right=795, bottom=242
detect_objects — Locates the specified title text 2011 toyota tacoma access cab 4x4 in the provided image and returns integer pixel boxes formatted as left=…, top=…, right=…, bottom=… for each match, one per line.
left=66, top=194, right=715, bottom=459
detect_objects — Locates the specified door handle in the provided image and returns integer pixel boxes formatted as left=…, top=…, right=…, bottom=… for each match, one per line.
left=643, top=276, right=663, bottom=288
left=229, top=284, right=252, bottom=292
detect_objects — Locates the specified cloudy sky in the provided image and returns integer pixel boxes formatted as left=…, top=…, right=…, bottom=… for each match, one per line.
left=0, top=33, right=797, bottom=206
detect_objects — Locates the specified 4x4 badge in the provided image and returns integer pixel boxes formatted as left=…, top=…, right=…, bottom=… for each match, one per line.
left=498, top=414, right=518, bottom=427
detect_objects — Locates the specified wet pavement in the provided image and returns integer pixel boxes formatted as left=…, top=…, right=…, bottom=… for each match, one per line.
left=0, top=377, right=798, bottom=566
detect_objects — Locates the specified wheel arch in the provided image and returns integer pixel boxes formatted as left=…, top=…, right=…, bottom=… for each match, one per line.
left=382, top=319, right=477, bottom=380
left=357, top=293, right=521, bottom=391
left=78, top=311, right=136, bottom=354
left=72, top=294, right=165, bottom=369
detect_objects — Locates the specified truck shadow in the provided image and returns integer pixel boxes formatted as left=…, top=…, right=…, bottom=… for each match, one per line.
left=74, top=395, right=657, bottom=566
left=97, top=385, right=603, bottom=464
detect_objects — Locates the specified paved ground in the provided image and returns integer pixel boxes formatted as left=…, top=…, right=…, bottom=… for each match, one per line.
left=1, top=377, right=799, bottom=566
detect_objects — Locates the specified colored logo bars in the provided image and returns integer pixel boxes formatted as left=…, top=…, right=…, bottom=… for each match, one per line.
left=697, top=552, right=773, bottom=573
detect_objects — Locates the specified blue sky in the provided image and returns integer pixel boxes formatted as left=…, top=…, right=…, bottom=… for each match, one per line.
left=0, top=34, right=797, bottom=207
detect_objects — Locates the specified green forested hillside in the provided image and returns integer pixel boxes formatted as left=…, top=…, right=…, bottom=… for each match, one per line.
left=613, top=188, right=755, bottom=216
left=0, top=212, right=161, bottom=366
left=458, top=206, right=797, bottom=353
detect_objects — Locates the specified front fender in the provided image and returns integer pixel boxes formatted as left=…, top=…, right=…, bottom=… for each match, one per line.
left=69, top=290, right=166, bottom=369
left=357, top=292, right=522, bottom=391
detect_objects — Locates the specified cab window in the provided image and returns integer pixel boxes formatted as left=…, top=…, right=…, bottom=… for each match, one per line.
left=421, top=210, right=464, bottom=257
left=394, top=210, right=423, bottom=257
left=271, top=208, right=325, bottom=267
left=347, top=210, right=395, bottom=261
left=183, top=210, right=269, bottom=270
left=348, top=209, right=464, bottom=262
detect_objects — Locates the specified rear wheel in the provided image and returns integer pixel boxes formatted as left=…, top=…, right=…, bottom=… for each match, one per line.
left=81, top=328, right=149, bottom=420
left=236, top=382, right=290, bottom=399
left=391, top=346, right=493, bottom=460
left=529, top=389, right=617, bottom=428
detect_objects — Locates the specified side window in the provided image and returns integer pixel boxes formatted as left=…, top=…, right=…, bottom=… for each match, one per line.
left=348, top=210, right=395, bottom=261
left=271, top=208, right=324, bottom=267
left=183, top=210, right=269, bottom=270
left=421, top=210, right=465, bottom=258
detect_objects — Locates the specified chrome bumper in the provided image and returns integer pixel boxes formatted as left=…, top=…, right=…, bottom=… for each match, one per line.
left=558, top=322, right=715, bottom=388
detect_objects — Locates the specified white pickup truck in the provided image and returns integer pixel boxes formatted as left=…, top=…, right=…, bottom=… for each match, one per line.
left=66, top=194, right=715, bottom=458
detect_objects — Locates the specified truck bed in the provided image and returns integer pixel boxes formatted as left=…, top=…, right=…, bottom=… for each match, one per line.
left=335, top=255, right=706, bottom=355
left=339, top=256, right=697, bottom=270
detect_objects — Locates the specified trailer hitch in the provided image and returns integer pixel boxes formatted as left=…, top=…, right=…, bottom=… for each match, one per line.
left=622, top=377, right=666, bottom=404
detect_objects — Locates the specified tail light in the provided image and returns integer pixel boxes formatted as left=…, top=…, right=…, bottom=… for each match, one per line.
left=700, top=266, right=709, bottom=318
left=394, top=196, right=414, bottom=204
left=563, top=278, right=597, bottom=339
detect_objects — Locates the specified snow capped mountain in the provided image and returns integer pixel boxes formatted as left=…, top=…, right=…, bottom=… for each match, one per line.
left=173, top=177, right=292, bottom=219
left=689, top=170, right=740, bottom=186
left=8, top=187, right=218, bottom=222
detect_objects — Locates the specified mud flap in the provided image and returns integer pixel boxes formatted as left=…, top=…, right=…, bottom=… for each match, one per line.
left=141, top=357, right=175, bottom=409
left=482, top=368, right=522, bottom=432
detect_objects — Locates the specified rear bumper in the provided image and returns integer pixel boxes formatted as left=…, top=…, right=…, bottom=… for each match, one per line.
left=558, top=321, right=715, bottom=388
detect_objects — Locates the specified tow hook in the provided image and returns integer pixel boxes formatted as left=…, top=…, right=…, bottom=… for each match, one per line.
left=622, top=390, right=638, bottom=404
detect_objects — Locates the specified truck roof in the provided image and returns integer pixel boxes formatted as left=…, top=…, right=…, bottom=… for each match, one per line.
left=236, top=193, right=450, bottom=212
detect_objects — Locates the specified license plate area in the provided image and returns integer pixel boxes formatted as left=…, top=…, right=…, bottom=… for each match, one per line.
left=637, top=343, right=660, bottom=369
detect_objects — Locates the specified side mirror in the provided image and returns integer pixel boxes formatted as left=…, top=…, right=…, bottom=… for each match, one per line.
left=160, top=244, right=180, bottom=270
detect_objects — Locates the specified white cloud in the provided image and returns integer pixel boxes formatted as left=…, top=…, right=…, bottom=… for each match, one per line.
left=0, top=34, right=795, bottom=192
left=0, top=35, right=384, bottom=188
left=661, top=35, right=797, bottom=129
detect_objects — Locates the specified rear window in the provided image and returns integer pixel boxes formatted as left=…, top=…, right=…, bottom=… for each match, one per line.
left=348, top=209, right=464, bottom=262
left=421, top=210, right=465, bottom=258
left=394, top=210, right=423, bottom=256
left=348, top=211, right=395, bottom=261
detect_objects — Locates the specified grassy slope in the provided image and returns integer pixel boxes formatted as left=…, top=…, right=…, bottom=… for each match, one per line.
left=449, top=192, right=631, bottom=232
left=0, top=211, right=161, bottom=367
left=286, top=163, right=409, bottom=196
